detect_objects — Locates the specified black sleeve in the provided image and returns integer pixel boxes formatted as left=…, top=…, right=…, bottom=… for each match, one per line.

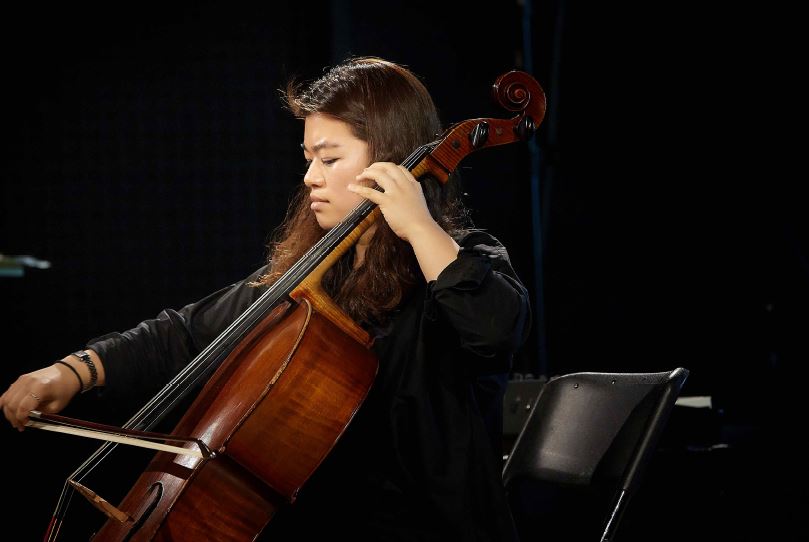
left=86, top=266, right=268, bottom=400
left=425, top=231, right=532, bottom=359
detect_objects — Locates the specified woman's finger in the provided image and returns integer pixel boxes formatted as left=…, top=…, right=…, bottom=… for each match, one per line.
left=348, top=184, right=384, bottom=204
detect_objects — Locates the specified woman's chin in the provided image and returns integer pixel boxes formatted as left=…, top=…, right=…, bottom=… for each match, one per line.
left=315, top=216, right=336, bottom=230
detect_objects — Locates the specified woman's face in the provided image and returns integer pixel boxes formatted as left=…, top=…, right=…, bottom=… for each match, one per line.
left=303, top=113, right=371, bottom=230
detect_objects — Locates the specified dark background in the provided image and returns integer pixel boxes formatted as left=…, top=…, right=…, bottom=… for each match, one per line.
left=1, top=1, right=797, bottom=539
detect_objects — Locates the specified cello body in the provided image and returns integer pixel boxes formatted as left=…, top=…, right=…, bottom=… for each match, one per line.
left=93, top=299, right=377, bottom=541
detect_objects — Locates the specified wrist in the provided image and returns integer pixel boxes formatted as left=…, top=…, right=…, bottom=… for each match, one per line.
left=64, top=349, right=103, bottom=392
left=54, top=360, right=84, bottom=394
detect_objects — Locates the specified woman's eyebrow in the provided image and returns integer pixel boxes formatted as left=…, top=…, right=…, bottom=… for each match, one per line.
left=301, top=141, right=341, bottom=152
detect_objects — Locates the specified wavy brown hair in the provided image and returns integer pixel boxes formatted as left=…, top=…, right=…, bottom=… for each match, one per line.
left=258, top=57, right=470, bottom=326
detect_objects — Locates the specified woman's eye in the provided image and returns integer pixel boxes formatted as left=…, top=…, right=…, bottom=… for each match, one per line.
left=303, top=158, right=336, bottom=168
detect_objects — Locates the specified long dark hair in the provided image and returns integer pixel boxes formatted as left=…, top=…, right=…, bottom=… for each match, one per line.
left=258, top=57, right=470, bottom=326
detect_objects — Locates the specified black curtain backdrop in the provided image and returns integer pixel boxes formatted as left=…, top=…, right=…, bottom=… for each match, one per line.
left=1, top=1, right=795, bottom=539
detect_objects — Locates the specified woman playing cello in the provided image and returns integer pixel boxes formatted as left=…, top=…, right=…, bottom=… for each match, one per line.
left=1, top=56, right=531, bottom=541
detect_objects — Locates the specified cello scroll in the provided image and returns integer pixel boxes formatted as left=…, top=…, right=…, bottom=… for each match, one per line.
left=410, top=70, right=546, bottom=184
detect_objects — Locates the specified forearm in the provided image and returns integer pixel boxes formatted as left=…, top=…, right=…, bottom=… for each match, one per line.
left=88, top=266, right=268, bottom=398
left=408, top=220, right=460, bottom=282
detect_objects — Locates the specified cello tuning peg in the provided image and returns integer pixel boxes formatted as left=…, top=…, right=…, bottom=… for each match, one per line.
left=468, top=121, right=490, bottom=149
left=515, top=115, right=535, bottom=141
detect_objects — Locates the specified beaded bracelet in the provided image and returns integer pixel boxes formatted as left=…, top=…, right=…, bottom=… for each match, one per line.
left=55, top=360, right=84, bottom=394
left=72, top=350, right=98, bottom=393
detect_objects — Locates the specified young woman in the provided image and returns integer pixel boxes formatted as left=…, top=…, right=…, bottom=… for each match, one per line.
left=1, top=56, right=530, bottom=541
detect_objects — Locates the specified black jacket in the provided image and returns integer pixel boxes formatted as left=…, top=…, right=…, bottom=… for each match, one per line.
left=89, top=230, right=530, bottom=541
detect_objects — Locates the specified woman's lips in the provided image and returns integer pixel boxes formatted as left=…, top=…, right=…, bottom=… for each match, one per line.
left=310, top=195, right=327, bottom=211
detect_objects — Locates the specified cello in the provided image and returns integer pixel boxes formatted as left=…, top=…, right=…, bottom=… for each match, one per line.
left=35, top=69, right=546, bottom=541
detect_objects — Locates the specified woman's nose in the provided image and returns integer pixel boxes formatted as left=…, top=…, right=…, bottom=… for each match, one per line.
left=303, top=163, right=324, bottom=187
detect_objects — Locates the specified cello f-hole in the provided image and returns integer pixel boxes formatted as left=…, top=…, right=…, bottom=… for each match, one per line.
left=122, top=482, right=163, bottom=542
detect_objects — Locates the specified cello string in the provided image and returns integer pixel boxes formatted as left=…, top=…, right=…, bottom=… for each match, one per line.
left=117, top=142, right=435, bottom=433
